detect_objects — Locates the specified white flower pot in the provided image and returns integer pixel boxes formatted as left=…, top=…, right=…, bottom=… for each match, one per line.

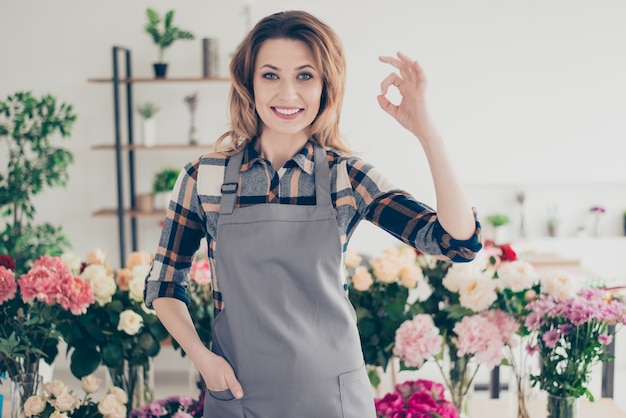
left=154, top=191, right=172, bottom=211
left=141, top=118, right=156, bottom=147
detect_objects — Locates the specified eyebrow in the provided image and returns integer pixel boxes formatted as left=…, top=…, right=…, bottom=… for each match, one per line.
left=259, top=64, right=317, bottom=71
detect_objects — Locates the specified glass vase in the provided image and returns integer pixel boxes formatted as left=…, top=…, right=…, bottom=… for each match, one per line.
left=547, top=394, right=578, bottom=418
left=507, top=343, right=536, bottom=418
left=10, top=372, right=42, bottom=418
left=106, top=360, right=154, bottom=413
left=443, top=350, right=474, bottom=418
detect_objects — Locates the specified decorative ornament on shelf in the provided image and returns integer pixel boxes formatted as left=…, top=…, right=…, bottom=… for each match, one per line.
left=184, top=93, right=199, bottom=145
left=144, top=8, right=195, bottom=78
left=516, top=191, right=526, bottom=238
left=546, top=205, right=560, bottom=237
left=136, top=102, right=159, bottom=147
left=589, top=205, right=605, bottom=237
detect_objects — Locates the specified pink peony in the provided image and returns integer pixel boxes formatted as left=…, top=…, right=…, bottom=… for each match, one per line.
left=190, top=259, right=212, bottom=285
left=0, top=265, right=17, bottom=305
left=32, top=254, right=71, bottom=278
left=375, top=391, right=404, bottom=416
left=18, top=265, right=62, bottom=303
left=407, top=392, right=438, bottom=412
left=394, top=315, right=443, bottom=368
left=57, top=275, right=95, bottom=315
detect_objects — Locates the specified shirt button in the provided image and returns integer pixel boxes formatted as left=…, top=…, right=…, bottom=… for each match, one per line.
left=343, top=283, right=349, bottom=291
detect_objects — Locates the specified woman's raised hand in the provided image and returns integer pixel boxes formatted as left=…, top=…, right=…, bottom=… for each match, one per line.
left=377, top=52, right=437, bottom=142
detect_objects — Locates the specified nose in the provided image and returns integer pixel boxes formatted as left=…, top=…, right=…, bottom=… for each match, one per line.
left=277, top=79, right=298, bottom=100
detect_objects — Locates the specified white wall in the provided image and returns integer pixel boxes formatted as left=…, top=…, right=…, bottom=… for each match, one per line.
left=1, top=0, right=626, bottom=271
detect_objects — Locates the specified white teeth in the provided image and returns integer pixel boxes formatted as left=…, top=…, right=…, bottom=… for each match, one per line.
left=274, top=107, right=300, bottom=115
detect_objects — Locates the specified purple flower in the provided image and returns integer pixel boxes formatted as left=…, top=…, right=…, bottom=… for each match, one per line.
left=542, top=329, right=560, bottom=349
left=599, top=334, right=613, bottom=345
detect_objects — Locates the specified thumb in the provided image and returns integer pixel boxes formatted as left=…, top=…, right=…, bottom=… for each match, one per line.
left=224, top=372, right=244, bottom=399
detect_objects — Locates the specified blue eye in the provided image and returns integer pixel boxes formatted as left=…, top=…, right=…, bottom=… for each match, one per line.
left=262, top=72, right=278, bottom=80
left=298, top=73, right=313, bottom=80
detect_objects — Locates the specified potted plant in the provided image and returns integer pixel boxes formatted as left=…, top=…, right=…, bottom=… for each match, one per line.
left=0, top=91, right=76, bottom=274
left=137, top=102, right=159, bottom=146
left=153, top=168, right=180, bottom=210
left=486, top=213, right=511, bottom=244
left=144, top=8, right=195, bottom=78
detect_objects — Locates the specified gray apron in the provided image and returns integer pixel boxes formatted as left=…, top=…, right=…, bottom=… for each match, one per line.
left=204, top=144, right=376, bottom=418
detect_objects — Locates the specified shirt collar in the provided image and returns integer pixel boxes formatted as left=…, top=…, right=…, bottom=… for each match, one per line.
left=241, top=139, right=315, bottom=175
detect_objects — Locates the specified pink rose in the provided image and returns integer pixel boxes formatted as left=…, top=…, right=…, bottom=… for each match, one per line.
left=407, top=392, right=438, bottom=412
left=0, top=265, right=17, bottom=305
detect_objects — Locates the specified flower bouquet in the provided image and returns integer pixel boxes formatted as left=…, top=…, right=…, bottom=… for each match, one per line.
left=345, top=245, right=423, bottom=387
left=0, top=254, right=93, bottom=417
left=23, top=374, right=127, bottom=418
left=525, top=285, right=625, bottom=417
left=57, top=249, right=169, bottom=412
left=374, top=379, right=459, bottom=418
left=393, top=251, right=519, bottom=416
left=129, top=392, right=204, bottom=418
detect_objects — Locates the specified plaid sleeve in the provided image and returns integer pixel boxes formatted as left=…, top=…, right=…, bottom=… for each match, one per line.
left=345, top=156, right=482, bottom=262
left=144, top=160, right=206, bottom=309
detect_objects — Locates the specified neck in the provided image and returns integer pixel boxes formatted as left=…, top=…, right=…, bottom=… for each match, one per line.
left=257, top=134, right=309, bottom=170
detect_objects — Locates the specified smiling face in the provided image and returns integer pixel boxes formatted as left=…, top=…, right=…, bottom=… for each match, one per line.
left=253, top=38, right=323, bottom=143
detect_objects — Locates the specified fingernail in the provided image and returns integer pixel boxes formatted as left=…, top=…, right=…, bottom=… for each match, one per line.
left=235, top=390, right=243, bottom=398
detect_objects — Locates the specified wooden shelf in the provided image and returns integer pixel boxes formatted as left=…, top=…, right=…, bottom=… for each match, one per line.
left=88, top=76, right=230, bottom=83
left=93, top=208, right=166, bottom=218
left=91, top=143, right=214, bottom=151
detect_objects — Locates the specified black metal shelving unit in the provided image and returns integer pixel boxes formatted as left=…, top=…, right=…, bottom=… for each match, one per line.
left=89, top=46, right=228, bottom=267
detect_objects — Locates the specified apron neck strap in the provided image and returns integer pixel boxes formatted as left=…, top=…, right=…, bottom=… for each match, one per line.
left=219, top=143, right=331, bottom=215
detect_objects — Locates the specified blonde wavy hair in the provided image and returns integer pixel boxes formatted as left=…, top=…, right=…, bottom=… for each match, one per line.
left=215, top=10, right=351, bottom=154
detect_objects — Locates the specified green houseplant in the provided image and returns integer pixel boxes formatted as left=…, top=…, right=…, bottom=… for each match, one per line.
left=137, top=102, right=159, bottom=147
left=153, top=168, right=179, bottom=211
left=0, top=91, right=77, bottom=274
left=486, top=213, right=511, bottom=244
left=144, top=8, right=195, bottom=78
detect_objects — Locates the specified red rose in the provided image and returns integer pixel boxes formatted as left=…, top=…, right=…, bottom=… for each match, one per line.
left=0, top=255, right=15, bottom=271
left=499, top=244, right=517, bottom=262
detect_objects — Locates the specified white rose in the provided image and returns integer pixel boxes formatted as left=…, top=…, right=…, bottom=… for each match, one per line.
left=108, top=386, right=129, bottom=404
left=118, top=309, right=143, bottom=335
left=24, top=395, right=47, bottom=416
left=50, top=411, right=69, bottom=418
left=398, top=263, right=422, bottom=289
left=86, top=247, right=107, bottom=265
left=540, top=270, right=581, bottom=300
left=52, top=392, right=78, bottom=412
left=344, top=249, right=362, bottom=269
left=82, top=264, right=117, bottom=306
left=128, top=272, right=146, bottom=302
left=442, top=262, right=484, bottom=293
left=458, top=272, right=498, bottom=312
left=60, top=252, right=82, bottom=275
left=98, top=394, right=127, bottom=418
left=497, top=260, right=538, bottom=292
left=81, top=374, right=102, bottom=394
left=351, top=266, right=374, bottom=291
left=44, top=379, right=68, bottom=397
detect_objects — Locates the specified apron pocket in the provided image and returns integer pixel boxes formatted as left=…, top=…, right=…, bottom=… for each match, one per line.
left=338, top=364, right=376, bottom=418
left=204, top=389, right=245, bottom=417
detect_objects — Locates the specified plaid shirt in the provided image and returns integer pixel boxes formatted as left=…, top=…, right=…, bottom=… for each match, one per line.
left=144, top=140, right=482, bottom=313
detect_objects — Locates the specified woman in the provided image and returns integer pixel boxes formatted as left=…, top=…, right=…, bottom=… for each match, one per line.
left=145, top=10, right=482, bottom=418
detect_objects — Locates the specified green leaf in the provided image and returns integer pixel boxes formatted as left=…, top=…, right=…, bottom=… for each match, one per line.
left=70, top=347, right=101, bottom=378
